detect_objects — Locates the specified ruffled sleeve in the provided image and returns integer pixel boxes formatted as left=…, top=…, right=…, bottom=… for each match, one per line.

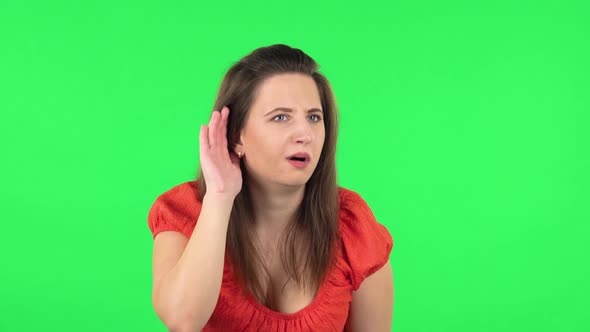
left=338, top=188, right=394, bottom=291
left=147, top=181, right=202, bottom=240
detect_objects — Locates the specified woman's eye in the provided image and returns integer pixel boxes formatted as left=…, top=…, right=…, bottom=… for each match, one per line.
left=309, top=114, right=322, bottom=122
left=272, top=114, right=322, bottom=122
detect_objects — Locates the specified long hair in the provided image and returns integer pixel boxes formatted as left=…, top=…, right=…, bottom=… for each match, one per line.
left=194, top=44, right=341, bottom=306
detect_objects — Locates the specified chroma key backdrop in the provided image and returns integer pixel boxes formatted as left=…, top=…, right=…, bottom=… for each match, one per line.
left=0, top=0, right=588, bottom=331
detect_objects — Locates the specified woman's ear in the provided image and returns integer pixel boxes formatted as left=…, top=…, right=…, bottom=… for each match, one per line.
left=234, top=131, right=245, bottom=151
left=233, top=140, right=244, bottom=154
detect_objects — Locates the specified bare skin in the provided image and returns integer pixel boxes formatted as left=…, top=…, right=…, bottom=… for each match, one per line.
left=235, top=73, right=325, bottom=236
left=151, top=73, right=327, bottom=332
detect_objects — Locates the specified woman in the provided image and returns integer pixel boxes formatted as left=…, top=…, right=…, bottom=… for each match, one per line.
left=148, top=44, right=394, bottom=331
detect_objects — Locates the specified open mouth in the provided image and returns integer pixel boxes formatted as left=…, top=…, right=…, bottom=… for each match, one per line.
left=287, top=154, right=311, bottom=168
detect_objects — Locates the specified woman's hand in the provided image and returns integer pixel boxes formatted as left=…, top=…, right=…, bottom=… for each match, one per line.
left=199, top=106, right=243, bottom=199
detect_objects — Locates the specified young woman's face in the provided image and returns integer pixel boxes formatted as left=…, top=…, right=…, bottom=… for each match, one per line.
left=238, top=73, right=325, bottom=187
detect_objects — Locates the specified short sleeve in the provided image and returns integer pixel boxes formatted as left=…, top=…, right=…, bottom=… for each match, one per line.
left=147, top=181, right=202, bottom=240
left=339, top=188, right=394, bottom=291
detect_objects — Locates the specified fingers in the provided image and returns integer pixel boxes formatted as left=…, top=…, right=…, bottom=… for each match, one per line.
left=208, top=109, right=220, bottom=148
left=203, top=106, right=229, bottom=153
left=220, top=107, right=228, bottom=148
left=199, top=124, right=209, bottom=151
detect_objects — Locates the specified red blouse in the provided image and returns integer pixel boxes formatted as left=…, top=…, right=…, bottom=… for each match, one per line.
left=147, top=181, right=393, bottom=332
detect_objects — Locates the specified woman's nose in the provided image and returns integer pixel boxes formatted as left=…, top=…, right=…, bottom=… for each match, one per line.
left=293, top=119, right=314, bottom=143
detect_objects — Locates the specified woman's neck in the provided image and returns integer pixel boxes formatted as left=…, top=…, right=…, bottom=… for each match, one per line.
left=248, top=180, right=305, bottom=236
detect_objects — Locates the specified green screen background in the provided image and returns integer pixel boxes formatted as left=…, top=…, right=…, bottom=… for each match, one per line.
left=1, top=0, right=588, bottom=331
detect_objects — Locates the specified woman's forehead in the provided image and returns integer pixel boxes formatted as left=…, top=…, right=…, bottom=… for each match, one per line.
left=251, top=74, right=322, bottom=114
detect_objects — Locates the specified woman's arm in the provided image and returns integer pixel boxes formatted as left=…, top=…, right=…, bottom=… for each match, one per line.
left=345, top=260, right=394, bottom=332
left=151, top=195, right=234, bottom=331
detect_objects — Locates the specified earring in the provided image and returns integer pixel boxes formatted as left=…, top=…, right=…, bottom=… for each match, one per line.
left=237, top=151, right=244, bottom=158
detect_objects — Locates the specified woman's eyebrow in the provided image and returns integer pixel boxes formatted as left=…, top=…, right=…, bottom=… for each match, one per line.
left=264, top=107, right=323, bottom=116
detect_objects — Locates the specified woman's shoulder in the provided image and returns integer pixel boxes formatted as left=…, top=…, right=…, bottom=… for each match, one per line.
left=336, top=186, right=380, bottom=227
left=336, top=186, right=394, bottom=291
left=337, top=186, right=364, bottom=206
left=158, top=180, right=201, bottom=202
left=147, top=180, right=202, bottom=239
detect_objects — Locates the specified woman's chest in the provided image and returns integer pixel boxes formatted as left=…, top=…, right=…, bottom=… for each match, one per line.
left=207, top=247, right=354, bottom=331
left=259, top=252, right=317, bottom=314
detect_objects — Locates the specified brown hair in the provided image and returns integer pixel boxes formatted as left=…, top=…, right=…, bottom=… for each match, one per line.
left=194, top=44, right=341, bottom=306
